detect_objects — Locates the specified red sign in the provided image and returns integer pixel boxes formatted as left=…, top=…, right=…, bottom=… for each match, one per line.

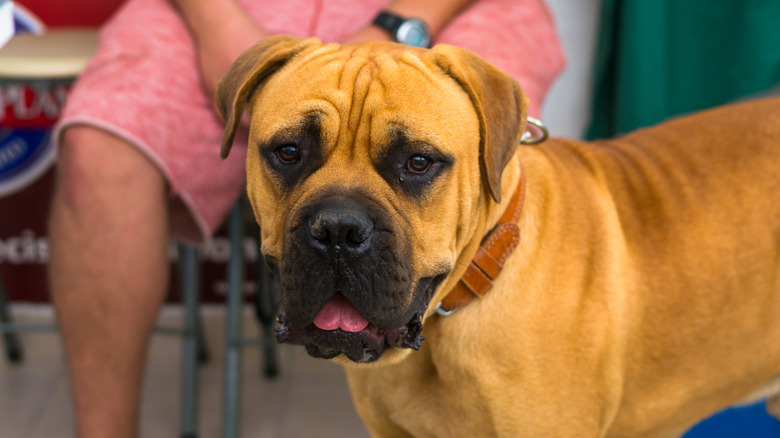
left=15, top=0, right=125, bottom=28
left=1, top=81, right=70, bottom=127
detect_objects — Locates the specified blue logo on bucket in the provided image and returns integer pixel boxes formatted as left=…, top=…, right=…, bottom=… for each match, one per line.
left=0, top=4, right=51, bottom=198
left=0, top=128, right=53, bottom=197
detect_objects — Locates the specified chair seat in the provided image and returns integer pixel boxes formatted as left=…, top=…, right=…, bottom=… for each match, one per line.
left=0, top=28, right=97, bottom=79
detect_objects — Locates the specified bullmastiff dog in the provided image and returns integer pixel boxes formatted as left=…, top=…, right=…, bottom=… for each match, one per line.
left=216, top=35, right=780, bottom=437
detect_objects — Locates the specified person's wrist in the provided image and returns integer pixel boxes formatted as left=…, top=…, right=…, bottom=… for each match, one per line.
left=340, top=25, right=394, bottom=45
left=361, top=25, right=395, bottom=42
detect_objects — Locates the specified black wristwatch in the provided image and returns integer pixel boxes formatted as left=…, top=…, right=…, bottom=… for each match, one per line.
left=372, top=11, right=431, bottom=48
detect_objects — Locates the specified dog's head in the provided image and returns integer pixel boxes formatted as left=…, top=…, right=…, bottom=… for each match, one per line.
left=217, top=36, right=528, bottom=364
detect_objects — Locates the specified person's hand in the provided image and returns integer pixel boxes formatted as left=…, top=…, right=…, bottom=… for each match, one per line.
left=169, top=0, right=269, bottom=103
left=339, top=25, right=393, bottom=46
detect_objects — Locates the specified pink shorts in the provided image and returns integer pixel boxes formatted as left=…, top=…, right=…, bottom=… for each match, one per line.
left=55, top=0, right=564, bottom=243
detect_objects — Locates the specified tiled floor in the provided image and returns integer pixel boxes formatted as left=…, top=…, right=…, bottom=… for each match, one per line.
left=0, top=305, right=370, bottom=438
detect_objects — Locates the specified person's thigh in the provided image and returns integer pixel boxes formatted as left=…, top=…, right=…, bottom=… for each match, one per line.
left=54, top=0, right=251, bottom=242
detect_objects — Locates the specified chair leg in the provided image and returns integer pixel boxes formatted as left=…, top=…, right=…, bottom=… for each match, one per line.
left=178, top=244, right=202, bottom=438
left=0, top=272, right=23, bottom=363
left=222, top=201, right=245, bottom=438
left=252, top=228, right=279, bottom=379
left=196, top=314, right=209, bottom=365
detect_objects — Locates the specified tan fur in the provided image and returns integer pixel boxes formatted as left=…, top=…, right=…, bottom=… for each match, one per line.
left=218, top=36, right=780, bottom=437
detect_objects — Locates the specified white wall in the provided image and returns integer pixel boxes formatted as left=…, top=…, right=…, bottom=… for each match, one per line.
left=540, top=0, right=602, bottom=139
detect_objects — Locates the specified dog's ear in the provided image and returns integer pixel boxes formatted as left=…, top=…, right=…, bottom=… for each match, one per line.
left=216, top=35, right=321, bottom=159
left=427, top=45, right=529, bottom=203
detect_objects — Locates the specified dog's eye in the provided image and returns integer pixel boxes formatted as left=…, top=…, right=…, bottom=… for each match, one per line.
left=276, top=144, right=300, bottom=163
left=405, top=155, right=431, bottom=174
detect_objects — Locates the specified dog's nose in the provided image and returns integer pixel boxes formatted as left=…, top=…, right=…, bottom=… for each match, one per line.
left=308, top=206, right=373, bottom=252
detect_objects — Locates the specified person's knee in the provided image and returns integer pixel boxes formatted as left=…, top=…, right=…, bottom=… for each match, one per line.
left=55, top=126, right=166, bottom=212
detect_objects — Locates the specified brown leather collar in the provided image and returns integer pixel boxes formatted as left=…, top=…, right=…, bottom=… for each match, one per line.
left=435, top=172, right=526, bottom=316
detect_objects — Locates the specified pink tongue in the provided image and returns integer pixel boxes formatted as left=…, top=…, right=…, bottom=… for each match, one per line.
left=313, top=295, right=370, bottom=332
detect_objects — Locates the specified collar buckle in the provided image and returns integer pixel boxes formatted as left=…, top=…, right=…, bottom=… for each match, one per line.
left=434, top=303, right=460, bottom=317
left=521, top=116, right=548, bottom=145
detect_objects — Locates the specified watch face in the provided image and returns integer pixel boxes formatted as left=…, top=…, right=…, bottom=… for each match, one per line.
left=397, top=19, right=430, bottom=48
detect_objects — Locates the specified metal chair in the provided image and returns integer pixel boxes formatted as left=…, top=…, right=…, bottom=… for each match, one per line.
left=153, top=244, right=210, bottom=438
left=221, top=197, right=280, bottom=438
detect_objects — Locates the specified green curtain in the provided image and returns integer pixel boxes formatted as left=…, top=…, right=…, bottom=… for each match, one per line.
left=587, top=0, right=780, bottom=140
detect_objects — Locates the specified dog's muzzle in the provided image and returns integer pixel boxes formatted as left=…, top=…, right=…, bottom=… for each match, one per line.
left=270, top=194, right=445, bottom=363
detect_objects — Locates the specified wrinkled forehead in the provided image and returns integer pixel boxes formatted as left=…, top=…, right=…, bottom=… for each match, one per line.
left=247, top=43, right=478, bottom=147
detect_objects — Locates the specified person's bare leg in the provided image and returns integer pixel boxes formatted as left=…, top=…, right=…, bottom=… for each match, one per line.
left=49, top=126, right=170, bottom=438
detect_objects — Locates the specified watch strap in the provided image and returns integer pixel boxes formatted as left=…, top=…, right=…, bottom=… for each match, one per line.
left=373, top=11, right=405, bottom=37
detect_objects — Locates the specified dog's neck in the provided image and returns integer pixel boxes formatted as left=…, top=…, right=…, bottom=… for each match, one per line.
left=432, top=160, right=526, bottom=316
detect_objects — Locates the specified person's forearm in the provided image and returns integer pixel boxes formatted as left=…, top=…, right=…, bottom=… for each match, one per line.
left=170, top=0, right=230, bottom=30
left=167, top=0, right=269, bottom=103
left=169, top=0, right=267, bottom=42
left=382, top=0, right=477, bottom=37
